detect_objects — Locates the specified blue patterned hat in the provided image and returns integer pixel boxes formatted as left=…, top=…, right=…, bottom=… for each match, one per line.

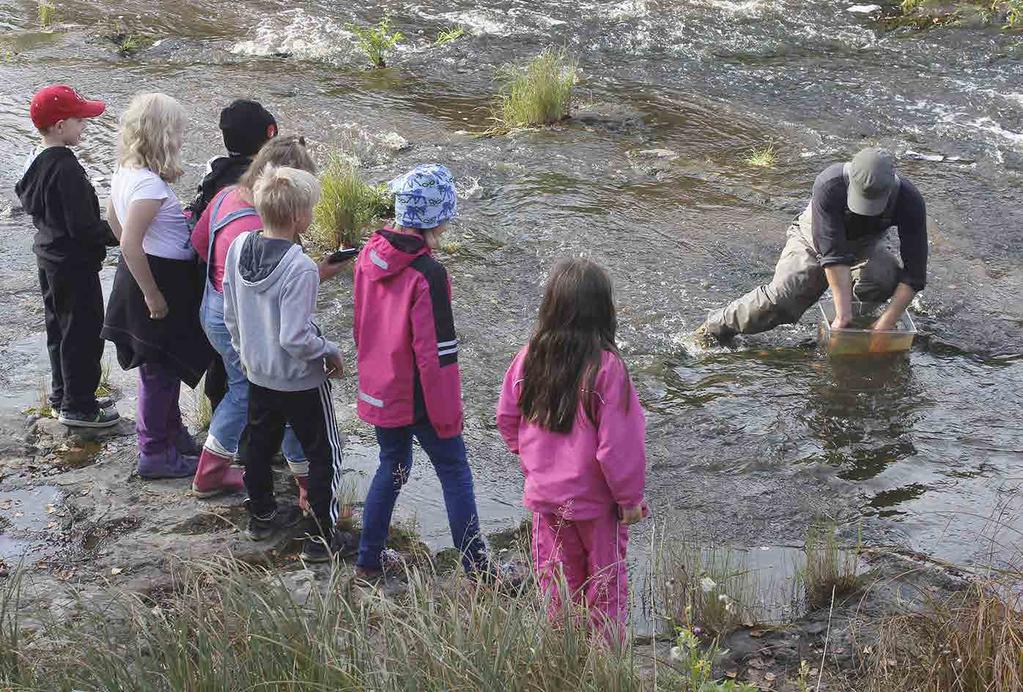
left=389, top=163, right=457, bottom=230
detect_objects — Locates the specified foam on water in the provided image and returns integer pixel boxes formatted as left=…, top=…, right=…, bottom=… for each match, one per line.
left=231, top=8, right=353, bottom=61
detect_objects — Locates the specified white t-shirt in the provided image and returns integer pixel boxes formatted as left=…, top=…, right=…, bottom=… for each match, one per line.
left=110, top=166, right=194, bottom=261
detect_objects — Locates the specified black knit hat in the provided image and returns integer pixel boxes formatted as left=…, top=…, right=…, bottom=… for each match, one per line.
left=219, top=99, right=277, bottom=156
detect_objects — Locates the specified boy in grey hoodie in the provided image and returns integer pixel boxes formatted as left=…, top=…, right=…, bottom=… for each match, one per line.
left=223, top=165, right=343, bottom=562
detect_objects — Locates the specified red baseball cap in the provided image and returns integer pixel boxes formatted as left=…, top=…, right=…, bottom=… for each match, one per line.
left=30, top=85, right=106, bottom=130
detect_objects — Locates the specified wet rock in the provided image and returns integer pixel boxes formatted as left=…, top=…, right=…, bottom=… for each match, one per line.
left=638, top=148, right=679, bottom=160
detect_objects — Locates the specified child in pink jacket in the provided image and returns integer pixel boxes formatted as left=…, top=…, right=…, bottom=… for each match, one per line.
left=353, top=164, right=488, bottom=579
left=496, top=258, right=647, bottom=640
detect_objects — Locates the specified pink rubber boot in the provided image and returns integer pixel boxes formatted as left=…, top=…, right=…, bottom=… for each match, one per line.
left=192, top=447, right=245, bottom=498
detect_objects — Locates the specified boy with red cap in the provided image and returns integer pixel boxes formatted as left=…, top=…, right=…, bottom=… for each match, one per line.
left=15, top=85, right=120, bottom=428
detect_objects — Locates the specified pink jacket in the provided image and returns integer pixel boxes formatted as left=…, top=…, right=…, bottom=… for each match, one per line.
left=190, top=187, right=261, bottom=292
left=353, top=229, right=463, bottom=438
left=496, top=348, right=647, bottom=520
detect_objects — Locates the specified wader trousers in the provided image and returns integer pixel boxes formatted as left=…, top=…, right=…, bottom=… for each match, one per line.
left=704, top=204, right=902, bottom=339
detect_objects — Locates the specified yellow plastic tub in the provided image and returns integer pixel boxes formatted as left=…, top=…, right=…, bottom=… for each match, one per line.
left=817, top=300, right=916, bottom=355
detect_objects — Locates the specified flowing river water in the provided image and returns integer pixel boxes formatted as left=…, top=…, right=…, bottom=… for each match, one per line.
left=0, top=0, right=1021, bottom=582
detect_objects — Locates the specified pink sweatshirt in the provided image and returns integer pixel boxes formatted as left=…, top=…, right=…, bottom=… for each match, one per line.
left=190, top=187, right=262, bottom=292
left=496, top=348, right=647, bottom=520
left=353, top=229, right=463, bottom=438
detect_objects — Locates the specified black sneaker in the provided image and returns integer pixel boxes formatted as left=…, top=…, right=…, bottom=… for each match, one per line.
left=58, top=408, right=120, bottom=429
left=97, top=396, right=115, bottom=409
left=245, top=503, right=304, bottom=541
left=300, top=535, right=332, bottom=563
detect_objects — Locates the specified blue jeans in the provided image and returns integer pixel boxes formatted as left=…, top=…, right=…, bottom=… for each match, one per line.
left=357, top=423, right=488, bottom=573
left=200, top=290, right=305, bottom=463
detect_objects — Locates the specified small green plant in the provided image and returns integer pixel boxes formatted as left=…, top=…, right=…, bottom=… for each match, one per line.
left=95, top=359, right=113, bottom=398
left=37, top=1, right=56, bottom=28
left=900, top=0, right=923, bottom=12
left=101, top=18, right=152, bottom=56
left=667, top=627, right=758, bottom=691
left=348, top=16, right=403, bottom=68
left=310, top=155, right=391, bottom=251
left=497, top=47, right=577, bottom=129
left=435, top=26, right=466, bottom=46
left=802, top=520, right=859, bottom=609
left=1003, top=0, right=1023, bottom=27
left=796, top=658, right=813, bottom=692
left=25, top=380, right=54, bottom=419
left=745, top=144, right=777, bottom=169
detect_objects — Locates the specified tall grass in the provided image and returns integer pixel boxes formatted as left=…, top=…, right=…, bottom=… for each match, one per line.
left=497, top=48, right=577, bottom=129
left=648, top=528, right=764, bottom=636
left=191, top=377, right=212, bottom=431
left=870, top=576, right=1023, bottom=690
left=0, top=559, right=645, bottom=690
left=801, top=520, right=859, bottom=609
left=348, top=16, right=403, bottom=68
left=37, top=0, right=56, bottom=27
left=309, top=155, right=391, bottom=251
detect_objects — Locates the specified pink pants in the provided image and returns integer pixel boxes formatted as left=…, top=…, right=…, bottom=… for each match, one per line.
left=531, top=510, right=629, bottom=640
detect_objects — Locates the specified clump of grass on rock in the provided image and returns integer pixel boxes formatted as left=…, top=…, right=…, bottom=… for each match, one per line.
left=310, top=155, right=391, bottom=251
left=745, top=144, right=776, bottom=169
left=497, top=47, right=577, bottom=129
left=801, top=520, right=859, bottom=609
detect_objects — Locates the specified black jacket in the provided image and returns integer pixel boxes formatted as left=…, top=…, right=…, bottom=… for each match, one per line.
left=185, top=155, right=253, bottom=218
left=15, top=146, right=114, bottom=269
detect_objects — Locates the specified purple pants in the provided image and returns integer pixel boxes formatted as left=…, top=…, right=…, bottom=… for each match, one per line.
left=136, top=361, right=183, bottom=456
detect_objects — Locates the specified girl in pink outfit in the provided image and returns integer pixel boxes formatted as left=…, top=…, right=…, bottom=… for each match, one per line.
left=496, top=258, right=647, bottom=640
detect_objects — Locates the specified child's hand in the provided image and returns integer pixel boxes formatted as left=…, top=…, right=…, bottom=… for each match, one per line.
left=145, top=291, right=169, bottom=320
left=318, top=257, right=346, bottom=282
left=325, top=354, right=344, bottom=379
left=619, top=505, right=644, bottom=525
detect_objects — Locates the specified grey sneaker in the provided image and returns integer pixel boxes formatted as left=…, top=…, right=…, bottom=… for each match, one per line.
left=58, top=408, right=120, bottom=429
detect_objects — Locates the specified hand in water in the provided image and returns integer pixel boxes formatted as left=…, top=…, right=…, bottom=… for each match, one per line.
left=619, top=505, right=644, bottom=525
left=872, top=313, right=899, bottom=331
left=830, top=314, right=851, bottom=330
left=325, top=353, right=344, bottom=379
left=318, top=257, right=346, bottom=282
left=145, top=291, right=169, bottom=320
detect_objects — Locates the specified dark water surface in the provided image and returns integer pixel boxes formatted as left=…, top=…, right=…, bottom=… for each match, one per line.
left=1, top=0, right=1020, bottom=568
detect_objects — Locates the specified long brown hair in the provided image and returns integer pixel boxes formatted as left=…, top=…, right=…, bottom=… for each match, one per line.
left=519, top=258, right=622, bottom=433
left=238, top=135, right=316, bottom=192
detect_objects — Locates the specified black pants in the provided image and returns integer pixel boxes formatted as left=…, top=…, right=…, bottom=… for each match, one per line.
left=38, top=262, right=104, bottom=414
left=204, top=354, right=228, bottom=411
left=239, top=381, right=344, bottom=534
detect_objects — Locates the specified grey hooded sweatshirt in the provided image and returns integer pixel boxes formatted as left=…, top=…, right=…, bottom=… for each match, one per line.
left=223, top=232, right=340, bottom=392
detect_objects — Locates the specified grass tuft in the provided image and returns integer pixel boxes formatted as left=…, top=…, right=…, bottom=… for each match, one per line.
left=37, top=1, right=56, bottom=28
left=309, top=155, right=392, bottom=251
left=870, top=575, right=1023, bottom=690
left=745, top=144, right=777, bottom=169
left=101, top=18, right=152, bottom=55
left=435, top=26, right=467, bottom=46
left=95, top=358, right=113, bottom=398
left=348, top=16, right=403, bottom=68
left=801, top=520, right=859, bottom=609
left=0, top=558, right=645, bottom=689
left=497, top=47, right=577, bottom=129
left=191, top=379, right=212, bottom=431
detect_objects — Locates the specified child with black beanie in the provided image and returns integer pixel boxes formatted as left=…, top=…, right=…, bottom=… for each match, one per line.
left=185, top=99, right=277, bottom=219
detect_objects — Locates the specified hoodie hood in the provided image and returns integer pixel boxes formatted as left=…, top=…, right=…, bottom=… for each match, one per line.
left=16, top=146, right=75, bottom=219
left=361, top=229, right=431, bottom=282
left=238, top=232, right=303, bottom=293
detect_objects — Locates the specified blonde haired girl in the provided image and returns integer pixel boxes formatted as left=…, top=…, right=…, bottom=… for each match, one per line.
left=116, top=92, right=186, bottom=182
left=102, top=92, right=212, bottom=480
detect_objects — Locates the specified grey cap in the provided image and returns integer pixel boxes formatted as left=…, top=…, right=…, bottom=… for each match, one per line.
left=844, top=148, right=898, bottom=216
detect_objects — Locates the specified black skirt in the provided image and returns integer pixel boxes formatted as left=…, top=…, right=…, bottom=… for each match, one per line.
left=101, top=253, right=213, bottom=389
